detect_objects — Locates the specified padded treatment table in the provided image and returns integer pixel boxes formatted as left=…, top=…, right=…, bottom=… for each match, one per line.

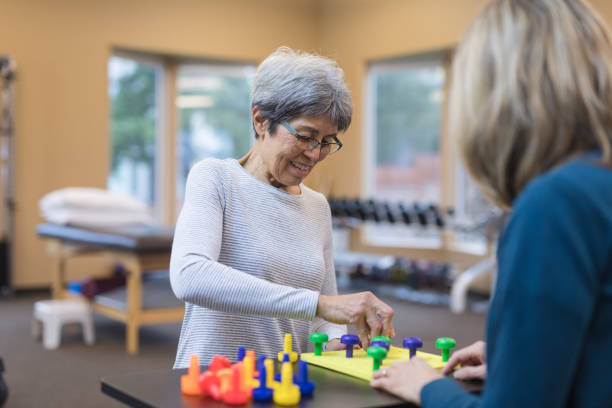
left=37, top=223, right=184, bottom=354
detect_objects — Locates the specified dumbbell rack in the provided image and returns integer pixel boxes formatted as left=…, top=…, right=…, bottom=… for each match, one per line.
left=328, top=198, right=506, bottom=313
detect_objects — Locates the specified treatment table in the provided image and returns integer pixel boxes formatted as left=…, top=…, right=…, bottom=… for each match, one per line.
left=37, top=223, right=184, bottom=354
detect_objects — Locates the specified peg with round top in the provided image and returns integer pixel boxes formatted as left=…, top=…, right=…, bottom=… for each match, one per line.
left=369, top=340, right=390, bottom=350
left=435, top=337, right=456, bottom=362
left=367, top=346, right=388, bottom=371
left=341, top=334, right=360, bottom=358
left=371, top=336, right=391, bottom=346
left=403, top=337, right=423, bottom=358
left=309, top=332, right=329, bottom=356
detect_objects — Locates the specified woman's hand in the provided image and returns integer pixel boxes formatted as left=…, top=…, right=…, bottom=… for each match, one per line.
left=370, top=358, right=442, bottom=404
left=316, top=292, right=394, bottom=348
left=441, top=340, right=487, bottom=380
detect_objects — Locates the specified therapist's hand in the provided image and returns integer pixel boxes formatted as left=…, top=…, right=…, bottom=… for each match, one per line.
left=370, top=358, right=442, bottom=404
left=316, top=292, right=394, bottom=348
left=442, top=340, right=487, bottom=380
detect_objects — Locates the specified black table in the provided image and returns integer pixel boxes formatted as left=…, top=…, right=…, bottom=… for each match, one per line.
left=101, top=365, right=483, bottom=408
left=102, top=365, right=411, bottom=408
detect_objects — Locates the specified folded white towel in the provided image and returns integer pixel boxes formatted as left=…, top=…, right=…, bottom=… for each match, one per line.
left=39, top=187, right=154, bottom=227
left=41, top=208, right=153, bottom=228
left=40, top=187, right=149, bottom=213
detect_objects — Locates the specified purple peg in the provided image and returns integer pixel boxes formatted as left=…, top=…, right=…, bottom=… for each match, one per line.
left=403, top=337, right=423, bottom=358
left=340, top=334, right=360, bottom=358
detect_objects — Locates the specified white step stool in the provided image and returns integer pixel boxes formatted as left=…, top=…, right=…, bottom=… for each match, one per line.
left=32, top=299, right=95, bottom=349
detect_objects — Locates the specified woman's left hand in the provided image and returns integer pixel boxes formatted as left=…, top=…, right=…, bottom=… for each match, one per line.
left=325, top=338, right=344, bottom=351
left=370, top=358, right=443, bottom=404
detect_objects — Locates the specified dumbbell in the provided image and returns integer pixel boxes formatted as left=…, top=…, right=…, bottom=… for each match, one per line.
left=413, top=203, right=429, bottom=227
left=398, top=202, right=413, bottom=225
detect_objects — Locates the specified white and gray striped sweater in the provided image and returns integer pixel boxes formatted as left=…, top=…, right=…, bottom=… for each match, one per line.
left=170, top=158, right=346, bottom=369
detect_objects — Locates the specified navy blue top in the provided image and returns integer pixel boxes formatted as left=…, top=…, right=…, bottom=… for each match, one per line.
left=421, top=155, right=612, bottom=407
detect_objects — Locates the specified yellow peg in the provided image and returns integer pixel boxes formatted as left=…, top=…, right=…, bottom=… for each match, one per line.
left=264, top=358, right=279, bottom=389
left=273, top=362, right=301, bottom=406
left=277, top=333, right=299, bottom=363
left=242, top=355, right=259, bottom=390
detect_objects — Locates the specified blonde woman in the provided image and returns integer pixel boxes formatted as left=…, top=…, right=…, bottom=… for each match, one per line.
left=371, top=0, right=612, bottom=406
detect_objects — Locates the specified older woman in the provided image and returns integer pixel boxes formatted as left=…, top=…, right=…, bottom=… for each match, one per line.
left=371, top=0, right=612, bottom=406
left=170, top=47, right=394, bottom=369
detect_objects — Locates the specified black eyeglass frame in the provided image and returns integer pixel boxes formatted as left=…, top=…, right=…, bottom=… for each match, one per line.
left=281, top=121, right=343, bottom=155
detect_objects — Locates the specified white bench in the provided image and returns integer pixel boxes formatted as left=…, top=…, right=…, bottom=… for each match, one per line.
left=32, top=299, right=95, bottom=349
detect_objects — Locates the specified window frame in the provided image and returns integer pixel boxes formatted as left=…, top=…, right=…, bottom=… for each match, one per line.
left=362, top=51, right=453, bottom=249
left=109, top=50, right=256, bottom=226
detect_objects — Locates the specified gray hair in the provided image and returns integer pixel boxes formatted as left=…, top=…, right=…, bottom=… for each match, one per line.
left=251, top=46, right=352, bottom=137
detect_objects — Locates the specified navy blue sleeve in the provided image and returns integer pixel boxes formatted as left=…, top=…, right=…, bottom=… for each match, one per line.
left=421, top=378, right=480, bottom=408
left=422, top=174, right=599, bottom=408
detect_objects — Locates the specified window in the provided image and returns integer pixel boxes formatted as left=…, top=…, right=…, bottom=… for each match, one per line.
left=364, top=53, right=446, bottom=247
left=175, top=63, right=255, bottom=212
left=108, top=52, right=255, bottom=223
left=108, top=55, right=163, bottom=209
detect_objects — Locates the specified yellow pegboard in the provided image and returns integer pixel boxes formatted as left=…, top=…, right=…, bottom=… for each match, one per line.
left=301, top=346, right=445, bottom=381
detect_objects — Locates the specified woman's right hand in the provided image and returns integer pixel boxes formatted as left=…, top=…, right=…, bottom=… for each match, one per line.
left=316, top=292, right=394, bottom=348
left=442, top=340, right=487, bottom=380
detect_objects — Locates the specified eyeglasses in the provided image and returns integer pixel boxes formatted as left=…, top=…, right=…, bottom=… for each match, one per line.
left=281, top=121, right=343, bottom=156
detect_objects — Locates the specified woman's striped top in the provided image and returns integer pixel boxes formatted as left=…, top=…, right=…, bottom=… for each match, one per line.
left=170, top=158, right=346, bottom=369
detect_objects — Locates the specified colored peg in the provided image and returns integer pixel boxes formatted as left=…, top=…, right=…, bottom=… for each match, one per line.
left=296, top=360, right=315, bottom=396
left=217, top=368, right=233, bottom=394
left=236, top=346, right=246, bottom=362
left=273, top=362, right=301, bottom=406
left=275, top=354, right=298, bottom=383
left=341, top=334, right=360, bottom=358
left=264, top=358, right=278, bottom=389
left=208, top=355, right=231, bottom=373
left=222, top=363, right=249, bottom=405
left=309, top=332, right=329, bottom=356
left=367, top=346, right=388, bottom=371
left=180, top=354, right=202, bottom=396
left=278, top=333, right=299, bottom=363
left=199, top=371, right=221, bottom=401
left=242, top=355, right=258, bottom=390
left=252, top=356, right=274, bottom=402
left=403, top=337, right=423, bottom=358
left=369, top=340, right=390, bottom=350
left=371, top=336, right=391, bottom=346
left=435, top=337, right=456, bottom=362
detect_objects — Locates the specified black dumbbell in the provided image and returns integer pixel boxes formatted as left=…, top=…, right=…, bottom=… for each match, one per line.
left=413, top=203, right=429, bottom=227
left=382, top=201, right=397, bottom=224
left=398, top=202, right=413, bottom=225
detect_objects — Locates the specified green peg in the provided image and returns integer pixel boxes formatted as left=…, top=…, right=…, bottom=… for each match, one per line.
left=367, top=346, right=388, bottom=371
left=371, top=336, right=391, bottom=346
left=309, top=332, right=329, bottom=356
left=435, top=337, right=456, bottom=362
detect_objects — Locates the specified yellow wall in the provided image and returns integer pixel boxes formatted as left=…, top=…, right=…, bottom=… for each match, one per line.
left=2, top=0, right=612, bottom=288
left=0, top=0, right=318, bottom=287
left=315, top=0, right=612, bottom=197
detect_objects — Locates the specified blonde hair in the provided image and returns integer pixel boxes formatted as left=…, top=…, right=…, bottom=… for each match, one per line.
left=450, top=0, right=612, bottom=208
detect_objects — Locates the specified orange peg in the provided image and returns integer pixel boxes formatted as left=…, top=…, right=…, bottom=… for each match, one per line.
left=180, top=355, right=202, bottom=396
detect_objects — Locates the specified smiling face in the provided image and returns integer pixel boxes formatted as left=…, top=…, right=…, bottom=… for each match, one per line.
left=253, top=112, right=339, bottom=191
